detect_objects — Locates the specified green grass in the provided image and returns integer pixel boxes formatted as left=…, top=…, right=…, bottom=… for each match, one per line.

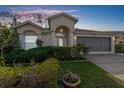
left=59, top=61, right=124, bottom=88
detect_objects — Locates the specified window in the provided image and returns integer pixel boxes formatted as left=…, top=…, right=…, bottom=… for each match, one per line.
left=25, top=35, right=37, bottom=50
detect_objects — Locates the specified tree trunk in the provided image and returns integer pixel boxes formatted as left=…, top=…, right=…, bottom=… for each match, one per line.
left=0, top=48, right=3, bottom=56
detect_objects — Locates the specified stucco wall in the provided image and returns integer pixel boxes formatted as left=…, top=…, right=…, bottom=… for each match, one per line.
left=41, top=33, right=53, bottom=46
left=49, top=16, right=76, bottom=46
left=49, top=16, right=75, bottom=31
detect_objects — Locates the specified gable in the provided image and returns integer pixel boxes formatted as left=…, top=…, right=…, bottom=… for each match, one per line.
left=48, top=13, right=78, bottom=23
left=49, top=14, right=76, bottom=31
left=14, top=21, right=42, bottom=30
left=16, top=22, right=42, bottom=34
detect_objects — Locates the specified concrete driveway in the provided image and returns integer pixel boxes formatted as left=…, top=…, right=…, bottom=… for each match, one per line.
left=87, top=54, right=124, bottom=81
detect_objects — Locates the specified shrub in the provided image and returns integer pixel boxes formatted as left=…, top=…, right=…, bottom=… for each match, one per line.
left=4, top=49, right=25, bottom=64
left=63, top=71, right=80, bottom=83
left=0, top=58, right=61, bottom=88
left=19, top=48, right=49, bottom=63
left=79, top=46, right=90, bottom=57
left=4, top=45, right=90, bottom=64
left=36, top=39, right=44, bottom=47
left=49, top=46, right=90, bottom=61
left=0, top=56, right=5, bottom=66
left=51, top=46, right=72, bottom=61
left=32, top=58, right=61, bottom=87
left=115, top=44, right=124, bottom=53
left=4, top=48, right=49, bottom=64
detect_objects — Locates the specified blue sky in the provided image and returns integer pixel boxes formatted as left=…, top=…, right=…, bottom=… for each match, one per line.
left=0, top=5, right=124, bottom=31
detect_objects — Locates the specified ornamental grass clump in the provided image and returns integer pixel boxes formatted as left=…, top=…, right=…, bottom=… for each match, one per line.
left=63, top=71, right=81, bottom=87
left=63, top=71, right=80, bottom=83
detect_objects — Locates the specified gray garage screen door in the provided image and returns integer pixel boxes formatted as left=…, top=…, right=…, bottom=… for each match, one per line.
left=77, top=37, right=111, bottom=52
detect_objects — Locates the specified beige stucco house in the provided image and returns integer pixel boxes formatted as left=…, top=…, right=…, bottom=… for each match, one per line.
left=13, top=12, right=115, bottom=54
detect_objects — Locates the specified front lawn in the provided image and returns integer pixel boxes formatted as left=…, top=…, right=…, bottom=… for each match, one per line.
left=60, top=61, right=124, bottom=88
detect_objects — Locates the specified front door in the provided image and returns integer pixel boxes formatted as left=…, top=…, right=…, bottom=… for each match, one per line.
left=57, top=37, right=64, bottom=46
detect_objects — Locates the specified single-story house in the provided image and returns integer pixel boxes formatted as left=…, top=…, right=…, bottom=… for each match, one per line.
left=13, top=12, right=115, bottom=54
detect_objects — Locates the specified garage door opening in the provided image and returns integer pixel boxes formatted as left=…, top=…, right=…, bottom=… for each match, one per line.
left=77, top=37, right=111, bottom=52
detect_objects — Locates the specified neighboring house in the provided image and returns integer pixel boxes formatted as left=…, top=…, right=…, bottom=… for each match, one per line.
left=12, top=12, right=115, bottom=54
left=115, top=34, right=124, bottom=44
left=109, top=31, right=124, bottom=44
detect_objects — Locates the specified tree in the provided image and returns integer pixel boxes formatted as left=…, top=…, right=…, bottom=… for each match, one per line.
left=8, top=28, right=20, bottom=49
left=3, top=28, right=20, bottom=54
left=36, top=14, right=49, bottom=28
left=0, top=26, right=12, bottom=66
left=0, top=26, right=12, bottom=56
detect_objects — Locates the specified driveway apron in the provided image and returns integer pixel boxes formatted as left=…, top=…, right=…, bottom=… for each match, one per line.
left=88, top=54, right=124, bottom=81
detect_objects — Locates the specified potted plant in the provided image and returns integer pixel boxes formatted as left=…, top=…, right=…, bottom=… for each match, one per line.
left=36, top=39, right=44, bottom=47
left=63, top=71, right=81, bottom=88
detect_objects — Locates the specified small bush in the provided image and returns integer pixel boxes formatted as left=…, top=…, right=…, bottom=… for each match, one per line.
left=115, top=44, right=124, bottom=53
left=36, top=39, right=44, bottom=47
left=51, top=46, right=72, bottom=61
left=80, top=46, right=90, bottom=57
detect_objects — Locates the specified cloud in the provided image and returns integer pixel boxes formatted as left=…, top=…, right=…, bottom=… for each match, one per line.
left=15, top=8, right=78, bottom=15
left=15, top=8, right=79, bottom=22
left=0, top=6, right=79, bottom=24
left=71, top=14, right=80, bottom=17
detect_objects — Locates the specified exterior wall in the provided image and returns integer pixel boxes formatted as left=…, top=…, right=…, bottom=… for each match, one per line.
left=49, top=16, right=75, bottom=46
left=75, top=33, right=115, bottom=54
left=49, top=16, right=75, bottom=31
left=19, top=33, right=25, bottom=48
left=41, top=33, right=53, bottom=46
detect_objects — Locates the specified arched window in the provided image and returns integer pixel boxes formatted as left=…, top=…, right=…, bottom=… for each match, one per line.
left=24, top=31, right=38, bottom=50
left=55, top=26, right=69, bottom=46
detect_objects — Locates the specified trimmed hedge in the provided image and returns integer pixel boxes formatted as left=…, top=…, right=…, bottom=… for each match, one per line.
left=4, top=49, right=25, bottom=64
left=4, top=46, right=90, bottom=64
left=115, top=44, right=124, bottom=53
left=50, top=46, right=89, bottom=61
